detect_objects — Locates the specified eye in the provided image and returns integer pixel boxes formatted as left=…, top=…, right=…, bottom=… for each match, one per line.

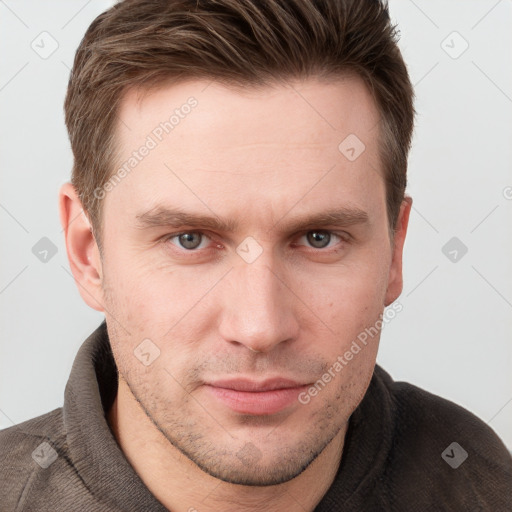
left=167, top=232, right=210, bottom=250
left=299, top=230, right=344, bottom=249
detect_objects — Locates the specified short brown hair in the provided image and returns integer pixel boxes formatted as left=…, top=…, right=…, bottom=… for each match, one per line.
left=64, top=0, right=414, bottom=253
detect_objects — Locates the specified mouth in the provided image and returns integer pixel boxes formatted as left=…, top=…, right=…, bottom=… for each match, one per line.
left=203, top=378, right=310, bottom=415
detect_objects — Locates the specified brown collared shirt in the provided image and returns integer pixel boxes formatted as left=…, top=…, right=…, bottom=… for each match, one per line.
left=1, top=321, right=511, bottom=511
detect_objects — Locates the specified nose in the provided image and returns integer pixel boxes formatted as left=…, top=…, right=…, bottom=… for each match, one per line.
left=218, top=260, right=300, bottom=354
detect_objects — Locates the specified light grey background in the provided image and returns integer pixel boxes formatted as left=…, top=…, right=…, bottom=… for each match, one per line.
left=1, top=0, right=511, bottom=449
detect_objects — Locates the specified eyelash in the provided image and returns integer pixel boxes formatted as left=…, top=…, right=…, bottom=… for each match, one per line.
left=160, top=230, right=350, bottom=255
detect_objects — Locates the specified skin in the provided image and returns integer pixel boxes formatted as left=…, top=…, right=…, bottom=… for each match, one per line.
left=59, top=75, right=411, bottom=512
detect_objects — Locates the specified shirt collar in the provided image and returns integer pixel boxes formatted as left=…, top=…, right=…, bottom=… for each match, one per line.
left=63, top=320, right=168, bottom=511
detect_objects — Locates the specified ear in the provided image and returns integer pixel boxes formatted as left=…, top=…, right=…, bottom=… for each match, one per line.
left=59, top=182, right=105, bottom=312
left=384, top=196, right=412, bottom=307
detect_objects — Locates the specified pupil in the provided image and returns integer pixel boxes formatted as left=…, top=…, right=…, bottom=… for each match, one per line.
left=307, top=231, right=330, bottom=248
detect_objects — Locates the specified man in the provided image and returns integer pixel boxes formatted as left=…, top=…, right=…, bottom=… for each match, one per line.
left=1, top=0, right=510, bottom=510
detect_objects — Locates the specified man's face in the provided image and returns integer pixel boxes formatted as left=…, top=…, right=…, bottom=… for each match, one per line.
left=97, top=76, right=405, bottom=485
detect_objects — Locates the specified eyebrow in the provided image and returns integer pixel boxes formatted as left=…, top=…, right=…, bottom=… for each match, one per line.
left=134, top=205, right=369, bottom=234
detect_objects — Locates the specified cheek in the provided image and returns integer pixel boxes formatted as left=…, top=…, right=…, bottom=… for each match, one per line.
left=102, top=253, right=223, bottom=373
left=298, top=253, right=390, bottom=326
left=289, top=259, right=390, bottom=387
left=102, top=248, right=182, bottom=324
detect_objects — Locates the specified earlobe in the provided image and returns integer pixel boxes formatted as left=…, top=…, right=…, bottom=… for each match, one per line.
left=384, top=196, right=412, bottom=307
left=59, top=182, right=105, bottom=312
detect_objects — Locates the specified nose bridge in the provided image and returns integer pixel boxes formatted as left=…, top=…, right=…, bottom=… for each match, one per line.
left=219, top=257, right=299, bottom=353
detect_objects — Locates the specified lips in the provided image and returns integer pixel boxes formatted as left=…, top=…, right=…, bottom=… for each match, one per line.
left=208, top=378, right=304, bottom=392
left=203, top=378, right=309, bottom=415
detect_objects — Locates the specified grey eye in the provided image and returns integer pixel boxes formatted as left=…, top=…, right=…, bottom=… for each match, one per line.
left=178, top=232, right=203, bottom=249
left=306, top=231, right=331, bottom=248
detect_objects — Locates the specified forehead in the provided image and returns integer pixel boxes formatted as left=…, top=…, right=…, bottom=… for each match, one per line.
left=118, top=74, right=379, bottom=147
left=106, top=76, right=385, bottom=232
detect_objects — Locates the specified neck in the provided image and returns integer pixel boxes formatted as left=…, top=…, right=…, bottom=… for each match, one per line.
left=108, top=377, right=347, bottom=512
